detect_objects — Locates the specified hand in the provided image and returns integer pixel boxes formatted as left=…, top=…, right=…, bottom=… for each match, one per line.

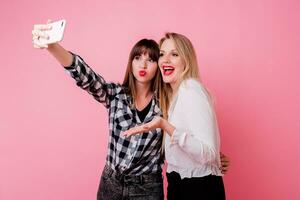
left=220, top=152, right=230, bottom=174
left=32, top=19, right=52, bottom=49
left=123, top=116, right=164, bottom=137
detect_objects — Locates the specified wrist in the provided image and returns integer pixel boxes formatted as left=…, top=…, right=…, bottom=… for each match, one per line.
left=47, top=43, right=58, bottom=51
left=161, top=118, right=175, bottom=136
left=160, top=118, right=167, bottom=130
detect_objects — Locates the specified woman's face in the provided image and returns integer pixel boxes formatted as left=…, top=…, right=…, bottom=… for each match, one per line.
left=132, top=53, right=158, bottom=84
left=158, top=39, right=185, bottom=89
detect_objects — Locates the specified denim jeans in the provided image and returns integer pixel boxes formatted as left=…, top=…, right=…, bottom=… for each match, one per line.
left=97, top=164, right=164, bottom=200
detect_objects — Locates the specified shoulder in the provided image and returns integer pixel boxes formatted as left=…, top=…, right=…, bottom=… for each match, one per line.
left=176, top=79, right=213, bottom=111
left=179, top=79, right=208, bottom=99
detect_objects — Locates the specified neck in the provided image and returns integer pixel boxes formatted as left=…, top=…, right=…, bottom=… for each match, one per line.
left=135, top=81, right=152, bottom=98
left=170, top=80, right=180, bottom=95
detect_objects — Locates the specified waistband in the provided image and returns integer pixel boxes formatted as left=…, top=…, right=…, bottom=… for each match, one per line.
left=103, top=164, right=163, bottom=184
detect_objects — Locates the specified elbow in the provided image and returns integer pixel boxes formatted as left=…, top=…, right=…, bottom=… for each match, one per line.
left=193, top=146, right=218, bottom=165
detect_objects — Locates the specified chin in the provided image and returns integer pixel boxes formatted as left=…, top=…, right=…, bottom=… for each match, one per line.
left=137, top=78, right=151, bottom=84
left=162, top=77, right=172, bottom=84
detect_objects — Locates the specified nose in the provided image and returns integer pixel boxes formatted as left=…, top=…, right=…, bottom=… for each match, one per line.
left=140, top=59, right=147, bottom=69
left=160, top=54, right=170, bottom=65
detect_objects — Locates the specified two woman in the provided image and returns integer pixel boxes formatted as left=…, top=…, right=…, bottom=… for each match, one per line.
left=32, top=21, right=228, bottom=200
left=124, top=33, right=226, bottom=199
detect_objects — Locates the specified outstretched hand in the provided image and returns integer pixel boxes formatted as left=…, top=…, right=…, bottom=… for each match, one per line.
left=32, top=20, right=52, bottom=49
left=123, top=116, right=164, bottom=137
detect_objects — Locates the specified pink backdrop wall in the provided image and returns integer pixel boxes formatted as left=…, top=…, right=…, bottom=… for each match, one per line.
left=1, top=0, right=299, bottom=199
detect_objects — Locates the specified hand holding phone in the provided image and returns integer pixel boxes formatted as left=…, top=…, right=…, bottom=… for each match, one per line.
left=32, top=19, right=66, bottom=48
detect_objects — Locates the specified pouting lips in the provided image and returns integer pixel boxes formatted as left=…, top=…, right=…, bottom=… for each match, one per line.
left=139, top=70, right=147, bottom=76
left=162, top=66, right=175, bottom=76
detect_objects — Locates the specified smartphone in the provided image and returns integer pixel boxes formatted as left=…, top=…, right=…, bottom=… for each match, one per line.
left=39, top=19, right=66, bottom=45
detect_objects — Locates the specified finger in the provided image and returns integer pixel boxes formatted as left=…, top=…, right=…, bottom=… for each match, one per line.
left=33, top=43, right=46, bottom=49
left=32, top=34, right=39, bottom=40
left=221, top=169, right=228, bottom=174
left=220, top=167, right=228, bottom=172
left=123, top=126, right=148, bottom=137
left=220, top=152, right=226, bottom=158
left=33, top=43, right=48, bottom=49
left=33, top=43, right=42, bottom=49
left=33, top=23, right=52, bottom=31
left=222, top=158, right=230, bottom=164
left=47, top=19, right=53, bottom=30
left=221, top=158, right=229, bottom=163
left=221, top=161, right=229, bottom=167
left=33, top=39, right=48, bottom=49
left=220, top=163, right=229, bottom=169
left=36, top=30, right=49, bottom=40
left=32, top=29, right=49, bottom=40
left=220, top=165, right=229, bottom=173
left=32, top=29, right=40, bottom=37
left=123, top=128, right=143, bottom=137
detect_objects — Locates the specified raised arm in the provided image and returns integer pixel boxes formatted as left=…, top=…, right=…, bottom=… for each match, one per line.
left=32, top=20, right=118, bottom=108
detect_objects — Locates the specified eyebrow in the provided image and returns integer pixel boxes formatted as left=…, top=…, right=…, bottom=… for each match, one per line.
left=160, top=49, right=178, bottom=52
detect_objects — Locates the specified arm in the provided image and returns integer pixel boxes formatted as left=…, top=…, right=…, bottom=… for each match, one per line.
left=32, top=21, right=117, bottom=108
left=169, top=83, right=219, bottom=165
left=47, top=43, right=73, bottom=67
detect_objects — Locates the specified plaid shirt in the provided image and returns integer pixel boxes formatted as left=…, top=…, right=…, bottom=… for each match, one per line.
left=65, top=53, right=164, bottom=175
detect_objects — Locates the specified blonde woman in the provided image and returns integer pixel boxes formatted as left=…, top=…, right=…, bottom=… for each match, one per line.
left=124, top=32, right=226, bottom=199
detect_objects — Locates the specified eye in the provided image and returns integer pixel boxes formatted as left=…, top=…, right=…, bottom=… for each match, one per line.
left=134, top=55, right=140, bottom=60
left=172, top=53, right=179, bottom=57
left=148, top=58, right=155, bottom=63
left=159, top=52, right=164, bottom=57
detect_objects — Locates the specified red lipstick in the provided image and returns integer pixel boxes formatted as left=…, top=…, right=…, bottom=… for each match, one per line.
left=162, top=66, right=175, bottom=76
left=139, top=70, right=147, bottom=77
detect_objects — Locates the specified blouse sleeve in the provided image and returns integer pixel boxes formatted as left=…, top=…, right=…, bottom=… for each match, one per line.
left=171, top=81, right=220, bottom=165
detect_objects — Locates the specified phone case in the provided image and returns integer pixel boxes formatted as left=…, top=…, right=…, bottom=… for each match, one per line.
left=39, top=19, right=66, bottom=45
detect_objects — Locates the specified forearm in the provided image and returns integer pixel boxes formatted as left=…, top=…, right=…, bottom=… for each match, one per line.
left=161, top=118, right=175, bottom=136
left=161, top=118, right=217, bottom=164
left=172, top=129, right=218, bottom=164
left=47, top=43, right=73, bottom=67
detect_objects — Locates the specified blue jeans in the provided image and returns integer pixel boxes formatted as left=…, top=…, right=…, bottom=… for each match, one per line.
left=97, top=164, right=164, bottom=200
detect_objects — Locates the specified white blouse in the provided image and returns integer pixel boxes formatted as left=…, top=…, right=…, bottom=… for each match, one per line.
left=165, top=79, right=223, bottom=178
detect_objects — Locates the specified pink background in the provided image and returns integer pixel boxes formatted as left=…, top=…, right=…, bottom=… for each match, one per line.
left=1, top=0, right=299, bottom=199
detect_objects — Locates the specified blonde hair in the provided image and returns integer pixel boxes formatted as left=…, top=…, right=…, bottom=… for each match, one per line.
left=159, top=33, right=214, bottom=150
left=159, top=32, right=203, bottom=114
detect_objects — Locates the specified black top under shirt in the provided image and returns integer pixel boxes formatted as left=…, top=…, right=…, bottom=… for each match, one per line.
left=136, top=100, right=152, bottom=122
